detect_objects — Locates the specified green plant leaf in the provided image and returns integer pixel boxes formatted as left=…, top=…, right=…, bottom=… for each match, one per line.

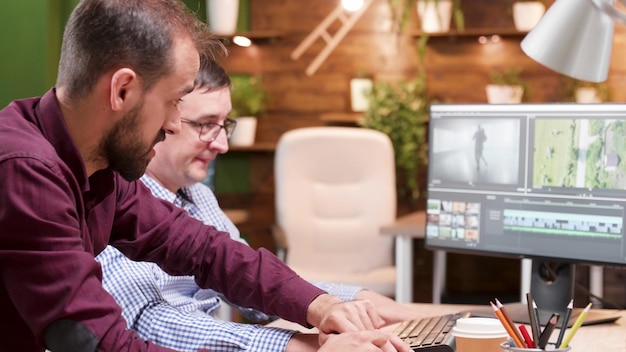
left=229, top=74, right=268, bottom=117
left=359, top=78, right=430, bottom=200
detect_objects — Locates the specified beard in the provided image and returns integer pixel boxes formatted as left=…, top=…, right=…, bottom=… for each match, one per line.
left=101, top=100, right=166, bottom=181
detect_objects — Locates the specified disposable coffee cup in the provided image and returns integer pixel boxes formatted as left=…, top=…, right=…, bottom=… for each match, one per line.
left=501, top=340, right=571, bottom=351
left=452, top=317, right=508, bottom=352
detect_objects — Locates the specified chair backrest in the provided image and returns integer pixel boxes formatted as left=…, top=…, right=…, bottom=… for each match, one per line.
left=275, top=127, right=396, bottom=276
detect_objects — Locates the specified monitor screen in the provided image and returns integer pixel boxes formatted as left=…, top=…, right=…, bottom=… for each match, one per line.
left=426, top=102, right=626, bottom=266
left=425, top=103, right=626, bottom=321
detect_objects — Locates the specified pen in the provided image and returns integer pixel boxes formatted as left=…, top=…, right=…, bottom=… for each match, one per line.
left=491, top=301, right=525, bottom=348
left=519, top=324, right=535, bottom=348
left=495, top=298, right=527, bottom=348
left=526, top=293, right=540, bottom=344
left=538, top=313, right=559, bottom=349
left=555, top=299, right=573, bottom=348
left=559, top=302, right=592, bottom=349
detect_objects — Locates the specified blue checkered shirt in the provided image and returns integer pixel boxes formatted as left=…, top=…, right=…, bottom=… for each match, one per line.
left=97, top=175, right=362, bottom=351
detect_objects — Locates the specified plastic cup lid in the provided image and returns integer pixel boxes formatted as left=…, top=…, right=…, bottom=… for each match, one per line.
left=451, top=317, right=508, bottom=339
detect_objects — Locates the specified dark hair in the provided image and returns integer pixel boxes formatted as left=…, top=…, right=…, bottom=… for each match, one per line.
left=56, top=0, right=225, bottom=100
left=194, top=58, right=231, bottom=93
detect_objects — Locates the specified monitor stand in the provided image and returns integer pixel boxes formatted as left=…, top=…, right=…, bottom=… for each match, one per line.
left=530, top=260, right=574, bottom=322
left=467, top=261, right=621, bottom=327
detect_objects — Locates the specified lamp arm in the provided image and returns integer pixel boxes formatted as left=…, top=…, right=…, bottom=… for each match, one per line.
left=590, top=0, right=626, bottom=24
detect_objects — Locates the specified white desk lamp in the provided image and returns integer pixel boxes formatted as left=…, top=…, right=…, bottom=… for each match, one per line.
left=520, top=0, right=626, bottom=82
left=521, top=0, right=620, bottom=306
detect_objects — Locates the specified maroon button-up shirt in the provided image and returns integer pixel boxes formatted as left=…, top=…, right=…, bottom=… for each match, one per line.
left=0, top=89, right=324, bottom=351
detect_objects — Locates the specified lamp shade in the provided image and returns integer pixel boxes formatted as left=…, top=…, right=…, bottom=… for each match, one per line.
left=521, top=0, right=614, bottom=82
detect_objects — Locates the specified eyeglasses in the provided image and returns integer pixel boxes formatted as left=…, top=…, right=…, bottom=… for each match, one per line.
left=180, top=118, right=237, bottom=143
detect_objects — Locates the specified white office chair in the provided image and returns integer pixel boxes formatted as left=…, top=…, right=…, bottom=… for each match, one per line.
left=273, top=126, right=397, bottom=297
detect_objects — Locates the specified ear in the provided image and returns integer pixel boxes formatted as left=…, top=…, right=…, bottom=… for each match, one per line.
left=110, top=68, right=140, bottom=112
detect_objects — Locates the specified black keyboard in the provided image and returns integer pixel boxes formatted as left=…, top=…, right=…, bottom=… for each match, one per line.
left=393, top=312, right=471, bottom=352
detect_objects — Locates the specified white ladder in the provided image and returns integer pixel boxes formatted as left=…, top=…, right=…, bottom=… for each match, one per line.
left=291, top=0, right=375, bottom=76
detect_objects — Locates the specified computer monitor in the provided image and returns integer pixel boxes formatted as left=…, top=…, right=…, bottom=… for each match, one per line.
left=425, top=103, right=626, bottom=325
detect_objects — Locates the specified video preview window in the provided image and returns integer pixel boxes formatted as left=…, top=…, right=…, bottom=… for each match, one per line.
left=429, top=118, right=522, bottom=186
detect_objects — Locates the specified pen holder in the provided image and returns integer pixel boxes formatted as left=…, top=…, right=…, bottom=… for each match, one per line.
left=500, top=341, right=571, bottom=351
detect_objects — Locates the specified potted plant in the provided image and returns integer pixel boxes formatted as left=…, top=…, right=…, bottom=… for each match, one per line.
left=559, top=76, right=611, bottom=103
left=486, top=67, right=530, bottom=103
left=387, top=0, right=464, bottom=34
left=512, top=1, right=546, bottom=31
left=229, top=74, right=268, bottom=146
left=358, top=75, right=429, bottom=201
left=416, top=0, right=464, bottom=33
left=206, top=0, right=240, bottom=35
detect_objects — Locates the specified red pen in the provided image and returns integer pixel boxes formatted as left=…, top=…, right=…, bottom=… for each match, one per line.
left=519, top=324, right=535, bottom=348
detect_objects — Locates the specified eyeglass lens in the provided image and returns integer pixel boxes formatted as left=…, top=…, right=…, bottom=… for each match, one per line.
left=200, top=119, right=237, bottom=142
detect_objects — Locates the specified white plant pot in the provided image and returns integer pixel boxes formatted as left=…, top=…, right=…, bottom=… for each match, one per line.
left=513, top=1, right=545, bottom=32
left=206, top=0, right=239, bottom=35
left=417, top=0, right=453, bottom=33
left=576, top=87, right=601, bottom=103
left=229, top=116, right=257, bottom=146
left=486, top=84, right=524, bottom=104
left=350, top=78, right=373, bottom=112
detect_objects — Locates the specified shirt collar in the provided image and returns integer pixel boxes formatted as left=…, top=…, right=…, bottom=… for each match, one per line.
left=140, top=174, right=178, bottom=203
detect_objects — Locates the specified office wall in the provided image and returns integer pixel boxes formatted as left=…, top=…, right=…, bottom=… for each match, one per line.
left=0, top=0, right=77, bottom=107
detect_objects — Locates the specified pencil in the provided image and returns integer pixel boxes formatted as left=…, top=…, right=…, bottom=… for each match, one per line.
left=495, top=298, right=527, bottom=348
left=491, top=301, right=525, bottom=348
left=538, top=313, right=559, bottom=349
left=526, top=293, right=540, bottom=344
left=555, top=299, right=573, bottom=348
left=559, top=302, right=592, bottom=349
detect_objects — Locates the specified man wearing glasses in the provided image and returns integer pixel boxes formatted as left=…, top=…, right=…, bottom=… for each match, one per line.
left=96, top=59, right=417, bottom=352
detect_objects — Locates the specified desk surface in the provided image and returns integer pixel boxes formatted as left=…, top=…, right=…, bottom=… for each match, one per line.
left=380, top=210, right=426, bottom=237
left=269, top=303, right=625, bottom=352
left=409, top=303, right=625, bottom=352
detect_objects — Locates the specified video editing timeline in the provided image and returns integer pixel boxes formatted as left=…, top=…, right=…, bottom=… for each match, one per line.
left=425, top=104, right=626, bottom=266
left=502, top=208, right=623, bottom=239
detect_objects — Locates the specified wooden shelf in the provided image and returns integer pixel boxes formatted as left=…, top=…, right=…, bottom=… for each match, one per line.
left=223, top=208, right=250, bottom=225
left=229, top=142, right=276, bottom=152
left=409, top=28, right=529, bottom=38
left=320, top=112, right=364, bottom=124
left=218, top=30, right=283, bottom=44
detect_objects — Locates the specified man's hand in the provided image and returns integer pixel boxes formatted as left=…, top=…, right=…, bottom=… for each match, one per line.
left=306, top=294, right=386, bottom=342
left=319, top=331, right=411, bottom=352
left=356, top=289, right=433, bottom=324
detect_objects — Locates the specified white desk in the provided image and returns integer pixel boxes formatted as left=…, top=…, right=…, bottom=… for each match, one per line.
left=379, top=211, right=447, bottom=304
left=379, top=212, right=602, bottom=306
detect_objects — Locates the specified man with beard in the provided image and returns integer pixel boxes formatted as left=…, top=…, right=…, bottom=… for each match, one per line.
left=97, top=59, right=422, bottom=351
left=0, top=0, right=410, bottom=351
